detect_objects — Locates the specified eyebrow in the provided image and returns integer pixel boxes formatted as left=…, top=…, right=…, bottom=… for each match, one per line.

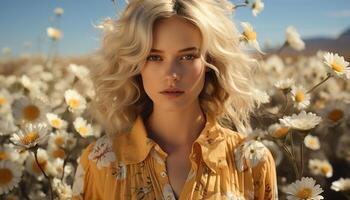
left=150, top=47, right=200, bottom=53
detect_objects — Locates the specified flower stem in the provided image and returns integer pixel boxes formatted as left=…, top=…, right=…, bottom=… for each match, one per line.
left=275, top=139, right=299, bottom=179
left=281, top=92, right=289, bottom=116
left=299, top=134, right=306, bottom=179
left=306, top=73, right=332, bottom=94
left=34, top=150, right=54, bottom=200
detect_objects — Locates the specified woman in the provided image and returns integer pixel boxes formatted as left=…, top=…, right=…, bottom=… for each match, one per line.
left=72, top=0, right=278, bottom=199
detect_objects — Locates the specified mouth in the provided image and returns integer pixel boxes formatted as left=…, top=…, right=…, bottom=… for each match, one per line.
left=159, top=91, right=184, bottom=97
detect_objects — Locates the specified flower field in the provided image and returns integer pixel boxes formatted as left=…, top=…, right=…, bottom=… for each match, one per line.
left=0, top=0, right=350, bottom=199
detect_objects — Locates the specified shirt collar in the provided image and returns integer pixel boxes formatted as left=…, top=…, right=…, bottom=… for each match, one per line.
left=112, top=112, right=227, bottom=174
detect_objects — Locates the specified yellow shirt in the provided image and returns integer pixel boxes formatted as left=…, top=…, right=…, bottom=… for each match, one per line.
left=72, top=113, right=278, bottom=200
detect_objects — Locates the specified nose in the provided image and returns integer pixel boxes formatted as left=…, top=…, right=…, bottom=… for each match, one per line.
left=165, top=73, right=180, bottom=86
left=164, top=60, right=182, bottom=85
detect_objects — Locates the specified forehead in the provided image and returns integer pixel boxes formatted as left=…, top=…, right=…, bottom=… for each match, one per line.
left=152, top=16, right=202, bottom=51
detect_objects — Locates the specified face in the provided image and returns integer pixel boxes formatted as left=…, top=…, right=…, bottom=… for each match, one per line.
left=140, top=16, right=207, bottom=112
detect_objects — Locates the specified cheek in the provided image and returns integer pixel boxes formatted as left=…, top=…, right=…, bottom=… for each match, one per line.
left=140, top=69, right=158, bottom=93
left=185, top=61, right=205, bottom=81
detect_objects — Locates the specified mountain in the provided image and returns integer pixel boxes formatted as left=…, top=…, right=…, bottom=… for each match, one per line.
left=269, top=27, right=350, bottom=58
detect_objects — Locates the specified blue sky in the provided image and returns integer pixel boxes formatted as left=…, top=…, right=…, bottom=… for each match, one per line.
left=0, top=0, right=349, bottom=57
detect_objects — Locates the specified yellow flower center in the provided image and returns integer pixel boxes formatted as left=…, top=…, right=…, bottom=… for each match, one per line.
left=51, top=119, right=61, bottom=128
left=23, top=105, right=40, bottom=121
left=78, top=126, right=88, bottom=136
left=53, top=148, right=65, bottom=159
left=331, top=62, right=344, bottom=73
left=68, top=99, right=80, bottom=109
left=272, top=127, right=289, bottom=138
left=0, top=97, right=7, bottom=106
left=308, top=139, right=317, bottom=146
left=21, top=132, right=39, bottom=145
left=0, top=168, right=13, bottom=185
left=54, top=136, right=65, bottom=147
left=243, top=31, right=257, bottom=40
left=32, top=158, right=48, bottom=174
left=321, top=165, right=331, bottom=175
left=295, top=91, right=305, bottom=102
left=296, top=187, right=312, bottom=199
left=0, top=151, right=8, bottom=160
left=328, top=109, right=343, bottom=122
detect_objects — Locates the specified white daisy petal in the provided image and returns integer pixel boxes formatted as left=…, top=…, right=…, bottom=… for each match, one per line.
left=0, top=160, right=23, bottom=195
left=323, top=52, right=350, bottom=79
left=285, top=177, right=324, bottom=200
left=279, top=111, right=322, bottom=131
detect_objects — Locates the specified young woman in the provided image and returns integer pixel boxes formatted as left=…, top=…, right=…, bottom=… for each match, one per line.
left=72, top=0, right=278, bottom=199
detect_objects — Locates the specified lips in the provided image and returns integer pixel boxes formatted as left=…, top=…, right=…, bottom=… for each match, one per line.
left=160, top=88, right=184, bottom=93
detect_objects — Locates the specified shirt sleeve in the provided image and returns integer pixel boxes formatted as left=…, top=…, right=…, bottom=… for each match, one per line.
left=252, top=147, right=278, bottom=200
left=71, top=142, right=95, bottom=200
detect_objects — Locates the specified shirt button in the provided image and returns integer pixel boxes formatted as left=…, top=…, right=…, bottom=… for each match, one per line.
left=160, top=171, right=167, bottom=177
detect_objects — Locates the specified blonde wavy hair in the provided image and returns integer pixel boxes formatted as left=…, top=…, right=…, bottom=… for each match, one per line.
left=91, top=0, right=261, bottom=136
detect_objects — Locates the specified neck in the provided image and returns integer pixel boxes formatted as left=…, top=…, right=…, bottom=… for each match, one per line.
left=144, top=100, right=206, bottom=154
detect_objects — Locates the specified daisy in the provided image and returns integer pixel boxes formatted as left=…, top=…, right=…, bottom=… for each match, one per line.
left=304, top=135, right=320, bottom=150
left=279, top=111, right=322, bottom=132
left=253, top=88, right=270, bottom=104
left=252, top=0, right=264, bottom=16
left=323, top=52, right=350, bottom=79
left=308, top=159, right=333, bottom=178
left=50, top=158, right=64, bottom=178
left=47, top=141, right=65, bottom=160
left=284, top=177, right=324, bottom=200
left=46, top=113, right=67, bottom=130
left=318, top=100, right=348, bottom=127
left=0, top=144, right=21, bottom=163
left=234, top=140, right=268, bottom=172
left=331, top=178, right=350, bottom=192
left=54, top=7, right=64, bottom=16
left=285, top=26, right=305, bottom=51
left=0, top=114, right=18, bottom=136
left=68, top=63, right=90, bottom=82
left=268, top=123, right=290, bottom=139
left=11, top=96, right=49, bottom=126
left=25, top=148, right=52, bottom=179
left=0, top=88, right=12, bottom=114
left=73, top=117, right=94, bottom=138
left=88, top=135, right=116, bottom=169
left=0, top=160, right=23, bottom=195
left=290, top=85, right=311, bottom=110
left=47, top=27, right=63, bottom=40
left=274, top=78, right=294, bottom=90
left=241, top=22, right=263, bottom=53
left=64, top=89, right=87, bottom=113
left=48, top=130, right=77, bottom=150
left=52, top=178, right=72, bottom=200
left=10, top=122, right=49, bottom=149
left=263, top=54, right=285, bottom=74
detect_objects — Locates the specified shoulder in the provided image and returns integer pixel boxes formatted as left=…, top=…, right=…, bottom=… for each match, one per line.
left=79, top=134, right=117, bottom=171
left=219, top=127, right=274, bottom=173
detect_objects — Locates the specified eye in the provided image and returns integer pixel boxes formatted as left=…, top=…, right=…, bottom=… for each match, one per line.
left=180, top=54, right=197, bottom=61
left=146, top=55, right=162, bottom=62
